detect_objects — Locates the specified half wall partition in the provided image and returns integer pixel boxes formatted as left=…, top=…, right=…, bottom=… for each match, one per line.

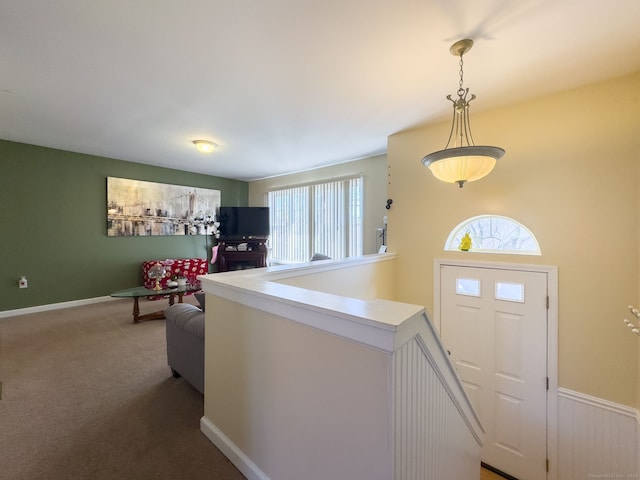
left=199, top=254, right=484, bottom=480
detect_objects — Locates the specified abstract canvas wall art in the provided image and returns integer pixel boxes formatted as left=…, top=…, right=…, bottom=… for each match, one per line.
left=107, top=177, right=221, bottom=237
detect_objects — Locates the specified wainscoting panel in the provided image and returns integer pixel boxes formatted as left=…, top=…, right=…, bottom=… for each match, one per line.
left=558, top=388, right=639, bottom=479
left=393, top=335, right=481, bottom=480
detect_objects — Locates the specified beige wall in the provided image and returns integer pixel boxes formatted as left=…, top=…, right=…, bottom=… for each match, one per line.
left=204, top=296, right=392, bottom=480
left=248, top=154, right=388, bottom=255
left=273, top=258, right=396, bottom=301
left=387, top=72, right=640, bottom=408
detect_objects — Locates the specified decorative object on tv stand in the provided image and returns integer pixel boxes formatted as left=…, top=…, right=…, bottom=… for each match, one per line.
left=421, top=39, right=505, bottom=188
left=147, top=262, right=167, bottom=291
left=623, top=305, right=640, bottom=336
left=205, top=212, right=220, bottom=238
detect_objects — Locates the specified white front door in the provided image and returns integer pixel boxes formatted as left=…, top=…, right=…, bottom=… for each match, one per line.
left=440, top=264, right=548, bottom=479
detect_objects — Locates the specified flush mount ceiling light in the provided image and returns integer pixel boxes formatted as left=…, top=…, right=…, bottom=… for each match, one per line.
left=421, top=39, right=505, bottom=188
left=193, top=140, right=217, bottom=153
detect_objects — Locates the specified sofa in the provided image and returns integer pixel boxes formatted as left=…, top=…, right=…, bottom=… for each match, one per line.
left=164, top=300, right=205, bottom=394
left=143, top=258, right=208, bottom=292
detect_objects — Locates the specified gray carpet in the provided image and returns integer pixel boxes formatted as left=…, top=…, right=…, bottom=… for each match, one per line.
left=0, top=297, right=244, bottom=480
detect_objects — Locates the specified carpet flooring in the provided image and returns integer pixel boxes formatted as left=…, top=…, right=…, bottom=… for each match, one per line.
left=0, top=297, right=244, bottom=480
left=1, top=297, right=502, bottom=480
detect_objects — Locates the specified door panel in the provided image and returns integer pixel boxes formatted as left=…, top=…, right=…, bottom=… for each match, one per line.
left=441, top=265, right=548, bottom=480
left=494, top=311, right=524, bottom=380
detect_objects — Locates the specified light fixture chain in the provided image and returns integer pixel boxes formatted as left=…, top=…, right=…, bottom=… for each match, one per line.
left=458, top=55, right=465, bottom=97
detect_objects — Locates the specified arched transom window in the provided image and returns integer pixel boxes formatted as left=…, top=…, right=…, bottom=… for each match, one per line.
left=445, top=215, right=541, bottom=255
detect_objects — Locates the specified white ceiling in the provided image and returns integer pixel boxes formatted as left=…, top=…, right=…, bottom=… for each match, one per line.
left=2, top=0, right=639, bottom=181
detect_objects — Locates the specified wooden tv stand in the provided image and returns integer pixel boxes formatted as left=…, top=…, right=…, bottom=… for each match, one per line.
left=217, top=237, right=268, bottom=272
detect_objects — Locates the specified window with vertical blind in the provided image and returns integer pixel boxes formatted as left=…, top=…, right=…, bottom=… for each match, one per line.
left=267, top=176, right=363, bottom=264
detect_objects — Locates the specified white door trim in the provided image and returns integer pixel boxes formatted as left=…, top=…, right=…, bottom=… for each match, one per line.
left=434, top=258, right=558, bottom=480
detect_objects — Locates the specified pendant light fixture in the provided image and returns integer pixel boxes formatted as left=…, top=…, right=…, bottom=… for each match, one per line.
left=421, top=39, right=504, bottom=188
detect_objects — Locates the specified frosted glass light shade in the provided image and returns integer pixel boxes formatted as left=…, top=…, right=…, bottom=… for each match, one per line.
left=193, top=140, right=217, bottom=153
left=422, top=145, right=504, bottom=188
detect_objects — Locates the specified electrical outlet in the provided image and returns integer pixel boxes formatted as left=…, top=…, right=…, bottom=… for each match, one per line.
left=19, top=276, right=28, bottom=289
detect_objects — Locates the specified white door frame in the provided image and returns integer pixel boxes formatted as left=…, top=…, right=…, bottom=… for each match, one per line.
left=434, top=258, right=559, bottom=480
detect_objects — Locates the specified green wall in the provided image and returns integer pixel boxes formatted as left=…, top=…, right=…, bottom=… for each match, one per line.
left=0, top=140, right=248, bottom=312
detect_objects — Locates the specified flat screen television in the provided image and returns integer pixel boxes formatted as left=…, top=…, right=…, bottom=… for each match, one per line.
left=218, top=206, right=270, bottom=238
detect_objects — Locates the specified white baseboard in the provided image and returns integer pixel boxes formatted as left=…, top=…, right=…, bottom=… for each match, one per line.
left=200, top=415, right=270, bottom=480
left=558, top=388, right=639, bottom=479
left=0, top=296, right=119, bottom=319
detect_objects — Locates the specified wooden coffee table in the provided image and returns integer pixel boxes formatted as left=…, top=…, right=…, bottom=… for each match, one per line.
left=110, top=285, right=200, bottom=323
